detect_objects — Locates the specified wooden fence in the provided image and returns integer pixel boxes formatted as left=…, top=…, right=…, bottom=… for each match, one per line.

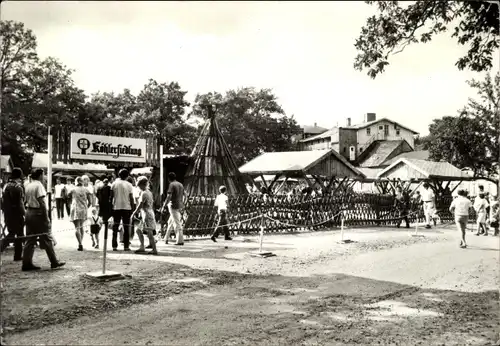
left=171, top=194, right=477, bottom=237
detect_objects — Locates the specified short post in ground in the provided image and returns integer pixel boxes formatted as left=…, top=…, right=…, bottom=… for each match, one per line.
left=85, top=220, right=124, bottom=281
left=412, top=219, right=425, bottom=238
left=338, top=216, right=352, bottom=244
left=250, top=215, right=275, bottom=257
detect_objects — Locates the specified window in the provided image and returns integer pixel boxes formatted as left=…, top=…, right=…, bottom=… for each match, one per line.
left=359, top=147, right=363, bottom=152
left=343, top=147, right=346, bottom=153
left=396, top=130, right=400, bottom=135
left=379, top=125, right=383, bottom=130
left=366, top=127, right=371, bottom=135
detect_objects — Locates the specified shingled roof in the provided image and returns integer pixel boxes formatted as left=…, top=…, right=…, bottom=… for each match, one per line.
left=377, top=158, right=468, bottom=180
left=239, top=149, right=364, bottom=178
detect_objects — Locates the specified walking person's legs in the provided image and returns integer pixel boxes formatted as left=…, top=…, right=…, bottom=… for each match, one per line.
left=457, top=216, right=468, bottom=247
left=135, top=221, right=146, bottom=253
left=13, top=218, right=25, bottom=261
left=171, top=209, right=184, bottom=244
left=112, top=211, right=120, bottom=250
left=120, top=210, right=132, bottom=250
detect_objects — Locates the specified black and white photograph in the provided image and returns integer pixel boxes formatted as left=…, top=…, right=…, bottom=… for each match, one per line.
left=0, top=1, right=499, bottom=345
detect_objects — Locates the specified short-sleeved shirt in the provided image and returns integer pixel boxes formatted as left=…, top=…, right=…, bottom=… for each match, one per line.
left=25, top=180, right=47, bottom=209
left=54, top=183, right=64, bottom=198
left=168, top=181, right=184, bottom=210
left=2, top=180, right=25, bottom=215
left=111, top=179, right=134, bottom=210
left=97, top=184, right=113, bottom=216
left=450, top=196, right=471, bottom=216
left=422, top=189, right=434, bottom=203
left=214, top=193, right=228, bottom=212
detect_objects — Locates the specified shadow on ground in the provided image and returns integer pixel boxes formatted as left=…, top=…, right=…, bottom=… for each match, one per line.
left=1, top=251, right=498, bottom=346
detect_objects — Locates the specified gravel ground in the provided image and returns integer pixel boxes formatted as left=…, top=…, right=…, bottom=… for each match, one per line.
left=1, top=219, right=499, bottom=345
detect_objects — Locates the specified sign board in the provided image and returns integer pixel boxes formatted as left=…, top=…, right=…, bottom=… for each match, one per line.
left=70, top=133, right=146, bottom=163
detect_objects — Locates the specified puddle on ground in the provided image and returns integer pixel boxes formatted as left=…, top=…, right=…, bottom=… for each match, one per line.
left=157, top=278, right=207, bottom=285
left=421, top=292, right=444, bottom=302
left=299, top=319, right=322, bottom=326
left=192, top=291, right=217, bottom=297
left=364, top=300, right=442, bottom=321
left=322, top=311, right=355, bottom=322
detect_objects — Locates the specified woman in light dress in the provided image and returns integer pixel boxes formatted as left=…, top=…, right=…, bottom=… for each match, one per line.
left=70, top=176, right=93, bottom=251
left=131, top=176, right=157, bottom=255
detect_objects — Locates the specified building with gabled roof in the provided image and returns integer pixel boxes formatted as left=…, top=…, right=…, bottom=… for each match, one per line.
left=299, top=113, right=419, bottom=166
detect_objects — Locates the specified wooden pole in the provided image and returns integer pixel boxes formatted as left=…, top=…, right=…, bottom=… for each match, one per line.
left=47, top=127, right=53, bottom=223
left=160, top=145, right=164, bottom=202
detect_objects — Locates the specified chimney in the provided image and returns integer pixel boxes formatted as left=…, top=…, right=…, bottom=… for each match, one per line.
left=364, top=113, right=376, bottom=123
left=346, top=118, right=351, bottom=127
left=314, top=122, right=317, bottom=127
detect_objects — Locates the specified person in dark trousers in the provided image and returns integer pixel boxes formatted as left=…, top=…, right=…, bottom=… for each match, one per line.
left=97, top=178, right=113, bottom=226
left=1, top=168, right=26, bottom=261
left=22, top=169, right=65, bottom=271
left=211, top=185, right=232, bottom=242
left=394, top=186, right=410, bottom=228
left=161, top=172, right=185, bottom=245
left=64, top=178, right=73, bottom=216
left=54, top=178, right=66, bottom=219
left=111, top=169, right=135, bottom=251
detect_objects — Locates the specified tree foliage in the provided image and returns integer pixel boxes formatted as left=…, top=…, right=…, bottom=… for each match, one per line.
left=190, top=88, right=302, bottom=166
left=354, top=1, right=500, bottom=78
left=427, top=73, right=500, bottom=178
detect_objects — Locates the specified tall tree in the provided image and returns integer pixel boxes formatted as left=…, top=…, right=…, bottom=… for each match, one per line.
left=190, top=87, right=302, bottom=166
left=354, top=1, right=500, bottom=78
left=1, top=21, right=87, bottom=170
left=427, top=73, right=499, bottom=178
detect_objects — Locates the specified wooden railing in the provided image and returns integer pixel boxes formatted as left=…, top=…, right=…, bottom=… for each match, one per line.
left=165, top=194, right=477, bottom=238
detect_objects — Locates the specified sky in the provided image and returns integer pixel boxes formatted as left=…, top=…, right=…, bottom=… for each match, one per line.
left=3, top=1, right=499, bottom=135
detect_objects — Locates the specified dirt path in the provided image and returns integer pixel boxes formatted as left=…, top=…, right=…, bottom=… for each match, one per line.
left=2, top=222, right=499, bottom=345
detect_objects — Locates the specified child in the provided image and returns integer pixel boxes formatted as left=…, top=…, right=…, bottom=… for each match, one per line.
left=211, top=185, right=232, bottom=242
left=131, top=176, right=158, bottom=255
left=89, top=207, right=101, bottom=249
left=474, top=193, right=489, bottom=236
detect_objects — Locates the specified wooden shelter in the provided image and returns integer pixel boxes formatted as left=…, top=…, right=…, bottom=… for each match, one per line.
left=184, top=107, right=249, bottom=196
left=239, top=149, right=365, bottom=194
left=32, top=152, right=113, bottom=178
left=376, top=158, right=472, bottom=195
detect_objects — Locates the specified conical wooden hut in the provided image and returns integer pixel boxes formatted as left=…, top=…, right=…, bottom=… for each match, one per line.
left=184, top=106, right=249, bottom=196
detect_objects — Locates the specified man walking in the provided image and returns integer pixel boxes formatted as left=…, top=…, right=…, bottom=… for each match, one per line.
left=22, top=169, right=65, bottom=271
left=421, top=183, right=436, bottom=229
left=54, top=178, right=65, bottom=219
left=111, top=169, right=135, bottom=251
left=449, top=189, right=472, bottom=248
left=161, top=172, right=184, bottom=246
left=1, top=168, right=26, bottom=261
left=211, top=185, right=232, bottom=242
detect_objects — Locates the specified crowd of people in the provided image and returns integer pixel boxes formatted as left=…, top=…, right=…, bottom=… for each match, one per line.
left=1, top=165, right=237, bottom=271
left=1, top=167, right=498, bottom=270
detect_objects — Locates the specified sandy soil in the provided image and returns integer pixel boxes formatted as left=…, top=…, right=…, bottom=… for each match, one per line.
left=1, top=219, right=499, bottom=345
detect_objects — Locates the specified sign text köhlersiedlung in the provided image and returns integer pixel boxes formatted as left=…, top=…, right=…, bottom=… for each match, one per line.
left=70, top=133, right=147, bottom=163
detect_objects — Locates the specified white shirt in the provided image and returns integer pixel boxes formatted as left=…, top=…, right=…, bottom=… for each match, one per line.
left=214, top=193, right=228, bottom=212
left=25, top=180, right=47, bottom=208
left=54, top=183, right=64, bottom=198
left=450, top=196, right=471, bottom=216
left=422, top=189, right=434, bottom=202
left=133, top=186, right=142, bottom=203
left=111, top=179, right=134, bottom=210
left=474, top=197, right=488, bottom=214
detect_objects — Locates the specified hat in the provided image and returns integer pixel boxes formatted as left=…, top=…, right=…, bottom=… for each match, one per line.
left=11, top=167, right=23, bottom=180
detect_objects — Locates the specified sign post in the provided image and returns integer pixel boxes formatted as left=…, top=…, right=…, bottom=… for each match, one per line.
left=47, top=127, right=53, bottom=223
